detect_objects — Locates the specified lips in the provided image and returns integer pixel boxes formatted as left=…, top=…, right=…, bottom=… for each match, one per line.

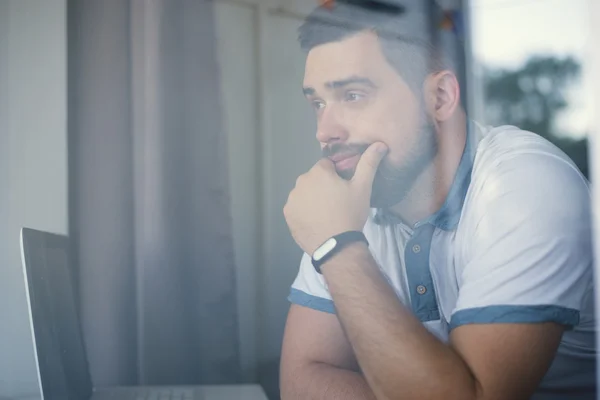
left=331, top=153, right=361, bottom=171
left=329, top=152, right=359, bottom=163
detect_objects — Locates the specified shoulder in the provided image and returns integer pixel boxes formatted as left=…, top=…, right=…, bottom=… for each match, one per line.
left=469, top=124, right=589, bottom=214
left=474, top=124, right=584, bottom=177
left=458, top=124, right=591, bottom=258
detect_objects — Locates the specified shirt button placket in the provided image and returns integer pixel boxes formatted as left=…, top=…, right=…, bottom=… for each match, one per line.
left=412, top=238, right=425, bottom=295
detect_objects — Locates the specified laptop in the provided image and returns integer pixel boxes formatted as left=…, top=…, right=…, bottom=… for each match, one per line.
left=19, top=228, right=266, bottom=400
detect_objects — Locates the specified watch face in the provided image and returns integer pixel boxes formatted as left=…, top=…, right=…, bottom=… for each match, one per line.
left=313, top=238, right=337, bottom=261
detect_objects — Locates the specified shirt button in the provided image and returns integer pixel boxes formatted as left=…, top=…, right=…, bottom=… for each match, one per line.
left=416, top=285, right=427, bottom=295
left=412, top=244, right=421, bottom=253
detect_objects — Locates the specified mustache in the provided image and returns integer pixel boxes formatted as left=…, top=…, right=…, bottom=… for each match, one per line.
left=322, top=143, right=370, bottom=159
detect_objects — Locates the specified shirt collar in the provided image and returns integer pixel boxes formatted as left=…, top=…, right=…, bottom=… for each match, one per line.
left=374, top=121, right=475, bottom=231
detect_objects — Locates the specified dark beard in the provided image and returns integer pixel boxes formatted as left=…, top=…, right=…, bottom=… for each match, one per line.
left=370, top=121, right=437, bottom=208
left=322, top=119, right=438, bottom=209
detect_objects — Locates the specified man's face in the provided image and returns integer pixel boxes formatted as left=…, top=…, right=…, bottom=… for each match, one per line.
left=302, top=31, right=437, bottom=208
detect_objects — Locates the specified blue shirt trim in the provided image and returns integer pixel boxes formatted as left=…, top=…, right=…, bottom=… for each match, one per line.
left=288, top=288, right=336, bottom=314
left=450, top=305, right=580, bottom=330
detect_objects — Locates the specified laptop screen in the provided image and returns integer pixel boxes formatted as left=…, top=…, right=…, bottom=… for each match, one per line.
left=21, top=228, right=93, bottom=400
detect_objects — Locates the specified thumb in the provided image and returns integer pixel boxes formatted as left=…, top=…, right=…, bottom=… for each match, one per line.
left=352, top=142, right=388, bottom=186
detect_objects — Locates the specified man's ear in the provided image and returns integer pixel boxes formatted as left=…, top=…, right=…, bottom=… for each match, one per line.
left=422, top=71, right=460, bottom=122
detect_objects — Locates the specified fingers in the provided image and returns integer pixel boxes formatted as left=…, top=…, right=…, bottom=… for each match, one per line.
left=352, top=142, right=388, bottom=186
left=294, top=158, right=335, bottom=188
left=314, top=157, right=336, bottom=172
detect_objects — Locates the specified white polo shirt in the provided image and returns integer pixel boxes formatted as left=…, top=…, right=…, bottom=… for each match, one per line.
left=288, top=123, right=596, bottom=398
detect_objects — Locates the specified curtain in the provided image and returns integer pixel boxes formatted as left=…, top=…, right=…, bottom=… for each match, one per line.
left=68, top=0, right=241, bottom=386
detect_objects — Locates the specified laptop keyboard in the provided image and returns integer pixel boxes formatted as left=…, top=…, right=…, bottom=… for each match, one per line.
left=133, top=388, right=195, bottom=400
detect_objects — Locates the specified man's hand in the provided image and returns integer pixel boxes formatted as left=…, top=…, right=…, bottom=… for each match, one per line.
left=283, top=142, right=388, bottom=255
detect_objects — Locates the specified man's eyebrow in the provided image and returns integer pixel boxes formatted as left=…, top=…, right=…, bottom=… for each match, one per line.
left=302, top=76, right=377, bottom=96
left=327, top=76, right=377, bottom=89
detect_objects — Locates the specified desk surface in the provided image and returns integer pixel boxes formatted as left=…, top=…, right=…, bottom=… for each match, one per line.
left=94, top=385, right=269, bottom=400
left=197, top=384, right=268, bottom=400
left=2, top=384, right=268, bottom=400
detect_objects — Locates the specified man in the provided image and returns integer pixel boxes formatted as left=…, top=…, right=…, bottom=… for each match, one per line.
left=280, top=2, right=596, bottom=400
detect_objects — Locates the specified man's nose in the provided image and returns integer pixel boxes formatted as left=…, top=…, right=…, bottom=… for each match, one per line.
left=316, top=108, right=349, bottom=144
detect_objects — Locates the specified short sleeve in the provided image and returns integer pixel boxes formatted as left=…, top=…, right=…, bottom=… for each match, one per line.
left=288, top=252, right=336, bottom=314
left=451, top=150, right=593, bottom=330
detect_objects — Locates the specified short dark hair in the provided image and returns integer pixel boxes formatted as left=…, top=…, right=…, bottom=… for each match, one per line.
left=298, top=1, right=453, bottom=94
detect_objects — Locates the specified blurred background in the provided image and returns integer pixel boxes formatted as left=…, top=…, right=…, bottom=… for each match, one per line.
left=0, top=0, right=593, bottom=399
left=471, top=0, right=592, bottom=177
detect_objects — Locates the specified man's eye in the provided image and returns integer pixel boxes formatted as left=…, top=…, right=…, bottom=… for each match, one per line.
left=312, top=100, right=325, bottom=110
left=345, top=92, right=365, bottom=102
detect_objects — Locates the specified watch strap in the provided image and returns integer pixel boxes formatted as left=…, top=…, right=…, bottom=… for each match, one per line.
left=311, top=231, right=368, bottom=274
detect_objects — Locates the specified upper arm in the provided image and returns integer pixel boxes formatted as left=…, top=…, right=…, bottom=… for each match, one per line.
left=450, top=148, right=592, bottom=399
left=451, top=322, right=565, bottom=400
left=281, top=304, right=358, bottom=374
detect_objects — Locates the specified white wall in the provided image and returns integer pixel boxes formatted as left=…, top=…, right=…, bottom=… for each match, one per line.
left=0, top=0, right=68, bottom=396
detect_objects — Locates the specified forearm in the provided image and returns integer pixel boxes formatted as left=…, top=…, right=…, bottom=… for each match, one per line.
left=322, top=243, right=477, bottom=400
left=281, top=362, right=377, bottom=400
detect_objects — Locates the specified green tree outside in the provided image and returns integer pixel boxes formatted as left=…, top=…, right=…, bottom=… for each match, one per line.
left=482, top=55, right=589, bottom=178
